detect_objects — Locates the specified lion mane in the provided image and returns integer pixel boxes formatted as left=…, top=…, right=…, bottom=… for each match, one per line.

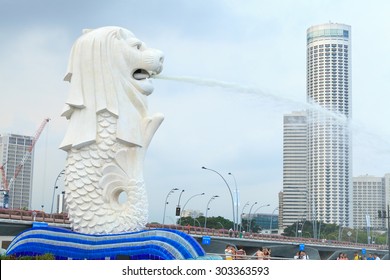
left=60, top=26, right=164, bottom=150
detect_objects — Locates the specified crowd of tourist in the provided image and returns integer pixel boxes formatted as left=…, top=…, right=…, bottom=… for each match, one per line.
left=224, top=245, right=272, bottom=260
left=336, top=251, right=381, bottom=260
left=223, top=246, right=384, bottom=260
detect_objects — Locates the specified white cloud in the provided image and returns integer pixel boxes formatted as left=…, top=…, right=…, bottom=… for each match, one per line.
left=0, top=0, right=389, bottom=222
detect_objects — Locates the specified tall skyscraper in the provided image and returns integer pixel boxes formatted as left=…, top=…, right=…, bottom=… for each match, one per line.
left=306, top=23, right=352, bottom=226
left=281, top=111, right=307, bottom=228
left=0, top=134, right=35, bottom=209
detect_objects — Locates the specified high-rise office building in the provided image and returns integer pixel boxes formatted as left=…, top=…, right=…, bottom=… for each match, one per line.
left=306, top=23, right=352, bottom=226
left=281, top=111, right=307, bottom=228
left=352, top=174, right=387, bottom=230
left=385, top=174, right=390, bottom=213
left=0, top=133, right=35, bottom=209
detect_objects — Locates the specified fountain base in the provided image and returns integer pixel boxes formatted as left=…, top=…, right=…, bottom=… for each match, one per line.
left=6, top=222, right=217, bottom=260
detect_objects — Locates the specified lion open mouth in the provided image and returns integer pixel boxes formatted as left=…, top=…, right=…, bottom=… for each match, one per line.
left=133, top=69, right=151, bottom=80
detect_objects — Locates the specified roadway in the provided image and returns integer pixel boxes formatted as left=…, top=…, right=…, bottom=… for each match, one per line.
left=154, top=224, right=389, bottom=260
left=0, top=209, right=388, bottom=260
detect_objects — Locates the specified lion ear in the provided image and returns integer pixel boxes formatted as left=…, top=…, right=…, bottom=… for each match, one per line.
left=64, top=72, right=72, bottom=82
left=82, top=29, right=93, bottom=34
left=117, top=28, right=128, bottom=40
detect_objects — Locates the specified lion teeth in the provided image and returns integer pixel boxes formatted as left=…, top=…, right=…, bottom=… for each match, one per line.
left=133, top=73, right=149, bottom=80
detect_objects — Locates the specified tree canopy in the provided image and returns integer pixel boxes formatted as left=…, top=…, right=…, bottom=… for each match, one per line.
left=282, top=221, right=388, bottom=244
left=178, top=216, right=234, bottom=230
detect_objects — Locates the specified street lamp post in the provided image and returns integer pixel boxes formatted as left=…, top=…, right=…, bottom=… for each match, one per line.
left=295, top=211, right=307, bottom=237
left=176, top=189, right=185, bottom=217
left=365, top=209, right=371, bottom=244
left=50, top=170, right=64, bottom=213
left=179, top=192, right=205, bottom=225
left=305, top=189, right=314, bottom=238
left=318, top=220, right=322, bottom=239
left=253, top=204, right=271, bottom=214
left=240, top=201, right=249, bottom=232
left=269, top=207, right=279, bottom=233
left=204, top=195, right=219, bottom=229
left=51, top=186, right=58, bottom=214
left=50, top=170, right=65, bottom=214
left=355, top=226, right=359, bottom=244
left=217, top=221, right=224, bottom=235
left=228, top=172, right=239, bottom=232
left=162, top=188, right=179, bottom=225
left=193, top=218, right=201, bottom=227
left=387, top=204, right=390, bottom=259
left=313, top=213, right=318, bottom=239
left=202, top=166, right=235, bottom=231
left=338, top=221, right=345, bottom=241
left=247, top=202, right=257, bottom=232
left=300, top=219, right=307, bottom=237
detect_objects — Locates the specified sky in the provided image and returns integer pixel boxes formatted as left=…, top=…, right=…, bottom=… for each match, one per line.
left=0, top=0, right=389, bottom=224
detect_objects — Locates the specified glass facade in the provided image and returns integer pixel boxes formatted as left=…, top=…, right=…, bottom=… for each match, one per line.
left=307, top=28, right=349, bottom=43
left=251, top=213, right=279, bottom=231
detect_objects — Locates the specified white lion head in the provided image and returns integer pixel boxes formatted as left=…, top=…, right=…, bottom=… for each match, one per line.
left=60, top=26, right=164, bottom=150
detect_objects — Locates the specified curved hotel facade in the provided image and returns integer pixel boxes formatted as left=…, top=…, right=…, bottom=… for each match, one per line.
left=306, top=23, right=352, bottom=226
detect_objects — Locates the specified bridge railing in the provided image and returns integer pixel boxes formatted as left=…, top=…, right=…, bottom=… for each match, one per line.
left=147, top=223, right=388, bottom=251
left=206, top=252, right=294, bottom=260
left=1, top=210, right=387, bottom=251
left=0, top=208, right=70, bottom=224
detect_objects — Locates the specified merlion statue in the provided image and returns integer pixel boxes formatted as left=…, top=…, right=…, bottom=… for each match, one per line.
left=60, top=26, right=164, bottom=234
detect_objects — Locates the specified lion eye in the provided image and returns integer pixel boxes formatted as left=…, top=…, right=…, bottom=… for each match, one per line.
left=135, top=43, right=142, bottom=50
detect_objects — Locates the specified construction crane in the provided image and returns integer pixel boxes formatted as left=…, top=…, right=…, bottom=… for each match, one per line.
left=0, top=118, right=50, bottom=208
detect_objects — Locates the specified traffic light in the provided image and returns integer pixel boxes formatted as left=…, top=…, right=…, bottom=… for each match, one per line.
left=378, top=210, right=382, bottom=218
left=382, top=210, right=387, bottom=218
left=175, top=207, right=181, bottom=216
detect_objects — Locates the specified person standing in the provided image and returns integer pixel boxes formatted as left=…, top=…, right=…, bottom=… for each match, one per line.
left=256, top=247, right=264, bottom=260
left=236, top=246, right=247, bottom=260
left=224, top=245, right=234, bottom=260
left=300, top=250, right=309, bottom=259
left=263, top=248, right=271, bottom=260
left=296, top=250, right=309, bottom=260
left=353, top=252, right=361, bottom=260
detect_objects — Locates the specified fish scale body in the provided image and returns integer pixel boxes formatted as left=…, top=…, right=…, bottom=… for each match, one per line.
left=64, top=111, right=148, bottom=234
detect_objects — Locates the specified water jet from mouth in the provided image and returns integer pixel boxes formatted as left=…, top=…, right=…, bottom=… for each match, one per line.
left=154, top=74, right=390, bottom=159
left=155, top=74, right=348, bottom=124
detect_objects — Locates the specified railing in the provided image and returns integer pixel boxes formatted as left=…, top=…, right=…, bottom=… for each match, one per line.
left=0, top=208, right=70, bottom=224
left=0, top=210, right=387, bottom=251
left=146, top=223, right=388, bottom=251
left=206, top=252, right=293, bottom=260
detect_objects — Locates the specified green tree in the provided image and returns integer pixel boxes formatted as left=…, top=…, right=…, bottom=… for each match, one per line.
left=179, top=216, right=234, bottom=229
left=240, top=218, right=262, bottom=233
left=282, top=221, right=387, bottom=245
left=283, top=221, right=339, bottom=239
